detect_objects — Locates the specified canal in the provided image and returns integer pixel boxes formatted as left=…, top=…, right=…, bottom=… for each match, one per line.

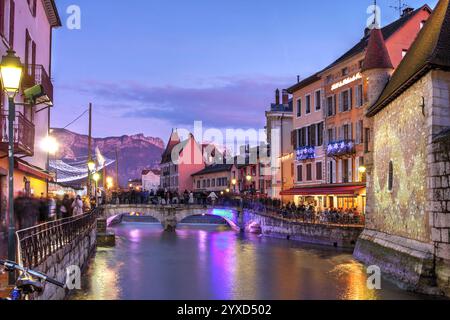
left=70, top=221, right=427, bottom=300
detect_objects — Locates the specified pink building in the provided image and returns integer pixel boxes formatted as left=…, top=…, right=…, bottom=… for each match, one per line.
left=160, top=130, right=205, bottom=193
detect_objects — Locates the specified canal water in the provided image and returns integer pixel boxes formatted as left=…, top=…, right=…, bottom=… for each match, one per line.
left=70, top=222, right=427, bottom=300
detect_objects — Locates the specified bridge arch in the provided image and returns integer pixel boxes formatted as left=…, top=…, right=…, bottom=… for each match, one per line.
left=102, top=205, right=241, bottom=231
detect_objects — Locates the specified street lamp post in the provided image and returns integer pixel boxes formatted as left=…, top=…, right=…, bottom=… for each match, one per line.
left=0, top=50, right=24, bottom=284
left=93, top=172, right=100, bottom=207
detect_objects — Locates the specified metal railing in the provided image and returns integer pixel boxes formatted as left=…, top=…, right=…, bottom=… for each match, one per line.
left=22, top=64, right=54, bottom=102
left=16, top=210, right=99, bottom=268
left=0, top=111, right=35, bottom=156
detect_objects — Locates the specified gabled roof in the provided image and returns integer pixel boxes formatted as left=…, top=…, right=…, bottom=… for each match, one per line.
left=285, top=5, right=431, bottom=93
left=191, top=164, right=233, bottom=177
left=161, top=130, right=181, bottom=164
left=367, top=0, right=450, bottom=117
left=324, top=5, right=432, bottom=71
left=286, top=73, right=321, bottom=94
left=361, top=28, right=393, bottom=71
left=43, top=0, right=62, bottom=27
left=142, top=169, right=161, bottom=176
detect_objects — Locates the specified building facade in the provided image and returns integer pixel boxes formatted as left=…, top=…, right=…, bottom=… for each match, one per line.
left=141, top=169, right=161, bottom=191
left=160, top=131, right=205, bottom=193
left=355, top=0, right=450, bottom=297
left=192, top=164, right=232, bottom=194
left=281, top=5, right=431, bottom=214
left=265, top=89, right=293, bottom=201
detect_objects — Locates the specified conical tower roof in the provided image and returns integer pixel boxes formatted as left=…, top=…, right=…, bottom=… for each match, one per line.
left=368, top=0, right=450, bottom=116
left=362, top=28, right=394, bottom=71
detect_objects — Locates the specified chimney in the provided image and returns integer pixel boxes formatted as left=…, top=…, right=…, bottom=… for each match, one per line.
left=275, top=89, right=280, bottom=105
left=364, top=27, right=371, bottom=38
left=297, top=75, right=300, bottom=83
left=282, top=89, right=289, bottom=105
left=401, top=7, right=414, bottom=17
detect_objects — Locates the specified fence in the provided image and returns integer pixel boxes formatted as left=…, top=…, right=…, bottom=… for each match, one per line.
left=15, top=210, right=99, bottom=268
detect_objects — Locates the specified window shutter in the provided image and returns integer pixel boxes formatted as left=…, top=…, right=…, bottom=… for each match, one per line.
left=339, top=93, right=343, bottom=113
left=349, top=88, right=353, bottom=109
left=348, top=159, right=353, bottom=182
left=350, top=123, right=354, bottom=140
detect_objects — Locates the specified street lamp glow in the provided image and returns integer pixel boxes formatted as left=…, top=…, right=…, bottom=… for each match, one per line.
left=87, top=160, right=96, bottom=172
left=231, top=179, right=237, bottom=186
left=0, top=50, right=23, bottom=96
left=40, top=136, right=59, bottom=155
left=246, top=175, right=252, bottom=182
left=359, top=166, right=367, bottom=174
left=93, top=172, right=100, bottom=182
left=106, top=176, right=114, bottom=189
left=226, top=188, right=230, bottom=193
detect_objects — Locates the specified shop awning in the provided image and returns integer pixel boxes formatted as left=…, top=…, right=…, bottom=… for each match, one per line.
left=15, top=159, right=54, bottom=181
left=280, top=183, right=366, bottom=196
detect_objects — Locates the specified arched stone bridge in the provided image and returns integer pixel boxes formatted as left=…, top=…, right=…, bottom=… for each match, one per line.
left=101, top=204, right=243, bottom=231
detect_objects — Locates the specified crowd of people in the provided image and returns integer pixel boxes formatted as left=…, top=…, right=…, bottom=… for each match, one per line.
left=109, top=189, right=222, bottom=206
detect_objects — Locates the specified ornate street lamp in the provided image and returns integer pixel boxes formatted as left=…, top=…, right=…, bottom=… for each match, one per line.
left=93, top=172, right=101, bottom=207
left=0, top=49, right=23, bottom=284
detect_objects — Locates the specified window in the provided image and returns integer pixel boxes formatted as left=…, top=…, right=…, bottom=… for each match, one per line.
left=355, top=84, right=363, bottom=107
left=340, top=89, right=352, bottom=112
left=317, top=122, right=324, bottom=146
left=306, top=164, right=312, bottom=181
left=197, top=180, right=201, bottom=189
left=305, top=95, right=311, bottom=114
left=420, top=20, right=426, bottom=29
left=315, top=90, right=321, bottom=111
left=343, top=124, right=351, bottom=140
left=27, top=0, right=36, bottom=17
left=308, top=125, right=316, bottom=146
left=297, top=165, right=303, bottom=182
left=356, top=120, right=364, bottom=144
left=388, top=161, right=394, bottom=191
left=402, top=49, right=408, bottom=58
left=202, top=180, right=206, bottom=188
left=327, top=96, right=335, bottom=117
left=316, top=162, right=323, bottom=181
left=326, top=75, right=333, bottom=84
left=328, top=128, right=334, bottom=144
left=329, top=161, right=334, bottom=184
left=343, top=159, right=349, bottom=183
left=359, top=60, right=364, bottom=69
left=342, top=67, right=349, bottom=76
left=297, top=98, right=302, bottom=117
left=212, top=179, right=216, bottom=187
left=364, top=128, right=371, bottom=153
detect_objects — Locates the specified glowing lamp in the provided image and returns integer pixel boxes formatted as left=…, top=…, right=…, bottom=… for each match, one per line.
left=0, top=50, right=23, bottom=96
left=93, top=172, right=100, bottom=183
left=246, top=175, right=252, bottom=182
left=231, top=179, right=237, bottom=186
left=87, top=160, right=96, bottom=172
left=40, top=136, right=59, bottom=155
left=226, top=188, right=230, bottom=193
left=359, top=166, right=367, bottom=174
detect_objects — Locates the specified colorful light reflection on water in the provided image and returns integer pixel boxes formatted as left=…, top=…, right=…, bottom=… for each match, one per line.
left=70, top=223, right=428, bottom=300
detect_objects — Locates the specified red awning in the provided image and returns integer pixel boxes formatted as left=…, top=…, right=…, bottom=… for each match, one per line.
left=280, top=184, right=366, bottom=196
left=15, top=159, right=54, bottom=181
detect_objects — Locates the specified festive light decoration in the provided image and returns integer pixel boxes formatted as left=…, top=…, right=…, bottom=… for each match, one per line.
left=327, top=140, right=355, bottom=157
left=296, top=146, right=316, bottom=161
left=331, top=72, right=362, bottom=91
left=49, top=156, right=115, bottom=183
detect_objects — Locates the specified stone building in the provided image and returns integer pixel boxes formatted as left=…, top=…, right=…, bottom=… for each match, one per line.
left=355, top=0, right=450, bottom=297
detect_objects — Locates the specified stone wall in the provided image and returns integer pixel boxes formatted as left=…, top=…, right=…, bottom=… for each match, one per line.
left=33, top=229, right=97, bottom=300
left=356, top=70, right=450, bottom=297
left=242, top=210, right=363, bottom=248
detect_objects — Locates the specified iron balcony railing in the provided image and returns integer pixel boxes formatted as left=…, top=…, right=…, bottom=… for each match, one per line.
left=0, top=112, right=35, bottom=156
left=296, top=146, right=316, bottom=161
left=327, top=139, right=356, bottom=158
left=22, top=64, right=54, bottom=103
left=16, top=210, right=99, bottom=268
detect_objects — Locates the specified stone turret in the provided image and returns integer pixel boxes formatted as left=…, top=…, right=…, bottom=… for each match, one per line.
left=362, top=27, right=394, bottom=107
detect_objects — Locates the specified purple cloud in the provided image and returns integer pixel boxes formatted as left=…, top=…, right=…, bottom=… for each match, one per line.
left=58, top=75, right=292, bottom=129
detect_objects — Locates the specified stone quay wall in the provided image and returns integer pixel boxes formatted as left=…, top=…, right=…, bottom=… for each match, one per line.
left=241, top=209, right=364, bottom=249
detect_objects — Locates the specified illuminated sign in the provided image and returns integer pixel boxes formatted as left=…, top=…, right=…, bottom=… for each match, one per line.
left=331, top=73, right=362, bottom=91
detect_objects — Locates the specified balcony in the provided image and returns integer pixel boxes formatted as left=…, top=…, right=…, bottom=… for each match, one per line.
left=21, top=64, right=54, bottom=103
left=0, top=112, right=35, bottom=157
left=296, top=146, right=316, bottom=161
left=327, top=140, right=356, bottom=158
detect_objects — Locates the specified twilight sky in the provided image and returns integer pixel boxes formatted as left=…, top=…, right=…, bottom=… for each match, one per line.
left=51, top=0, right=438, bottom=142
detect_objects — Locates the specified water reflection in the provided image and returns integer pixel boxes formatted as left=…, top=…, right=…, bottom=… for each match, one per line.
left=70, top=223, right=426, bottom=300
